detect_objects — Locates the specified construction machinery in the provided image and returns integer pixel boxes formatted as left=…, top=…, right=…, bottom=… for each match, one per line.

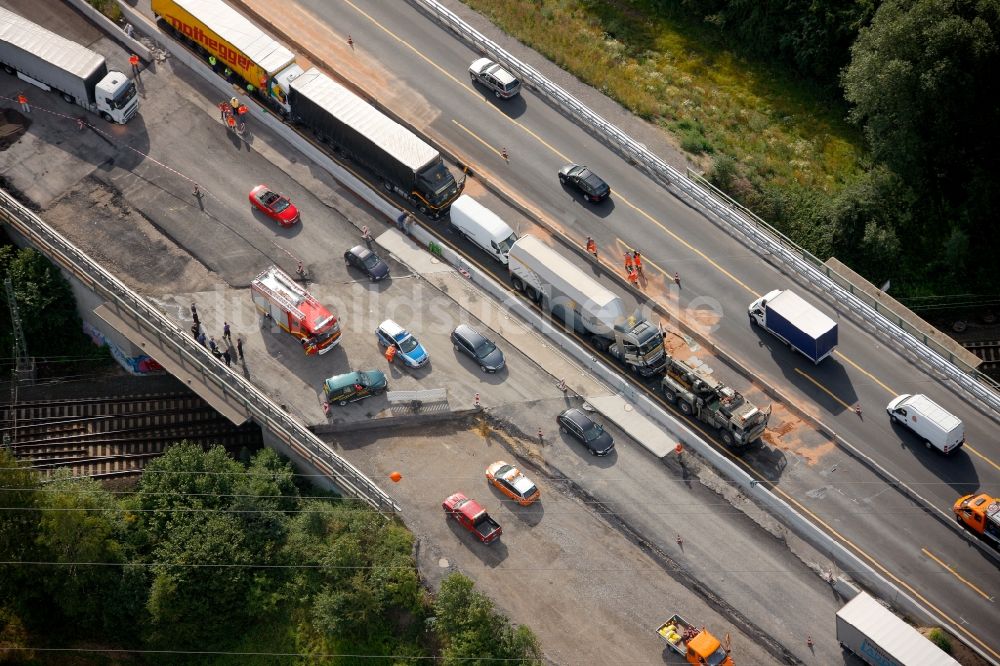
left=660, top=352, right=769, bottom=448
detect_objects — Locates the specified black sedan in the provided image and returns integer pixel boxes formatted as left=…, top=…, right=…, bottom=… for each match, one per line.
left=344, top=245, right=390, bottom=281
left=451, top=324, right=505, bottom=373
left=558, top=164, right=611, bottom=203
left=557, top=408, right=615, bottom=456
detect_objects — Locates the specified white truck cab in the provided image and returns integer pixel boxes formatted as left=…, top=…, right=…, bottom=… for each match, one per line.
left=94, top=71, right=139, bottom=124
left=886, top=393, right=965, bottom=454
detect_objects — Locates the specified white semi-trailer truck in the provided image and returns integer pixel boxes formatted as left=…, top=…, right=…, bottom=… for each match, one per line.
left=0, top=6, right=138, bottom=124
left=507, top=235, right=665, bottom=376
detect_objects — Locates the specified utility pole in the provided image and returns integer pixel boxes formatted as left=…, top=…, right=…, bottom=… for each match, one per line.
left=5, top=277, right=34, bottom=447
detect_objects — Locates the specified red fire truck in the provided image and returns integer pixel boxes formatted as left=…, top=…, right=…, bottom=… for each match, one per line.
left=250, top=265, right=341, bottom=355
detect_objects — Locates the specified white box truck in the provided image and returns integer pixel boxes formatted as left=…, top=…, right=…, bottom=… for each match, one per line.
left=0, top=6, right=138, bottom=124
left=836, top=592, right=959, bottom=666
left=507, top=235, right=666, bottom=376
left=886, top=394, right=965, bottom=454
left=449, top=195, right=518, bottom=265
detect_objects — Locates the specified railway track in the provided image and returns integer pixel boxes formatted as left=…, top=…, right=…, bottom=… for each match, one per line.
left=1, top=392, right=262, bottom=479
left=962, top=340, right=1000, bottom=370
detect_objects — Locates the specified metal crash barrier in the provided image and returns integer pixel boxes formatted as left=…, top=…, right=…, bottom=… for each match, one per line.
left=409, top=0, right=1000, bottom=420
left=0, top=189, right=399, bottom=513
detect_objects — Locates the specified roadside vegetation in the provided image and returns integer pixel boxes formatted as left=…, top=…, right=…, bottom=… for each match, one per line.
left=0, top=444, right=541, bottom=664
left=0, top=240, right=111, bottom=379
left=463, top=0, right=1000, bottom=300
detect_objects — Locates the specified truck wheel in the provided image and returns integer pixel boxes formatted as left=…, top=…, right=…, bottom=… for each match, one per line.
left=382, top=179, right=393, bottom=193
left=525, top=285, right=539, bottom=302
left=338, top=399, right=348, bottom=406
left=748, top=313, right=757, bottom=326
left=61, top=92, right=75, bottom=104
left=925, top=440, right=933, bottom=450
left=100, top=112, right=113, bottom=123
left=662, top=390, right=676, bottom=403
left=417, top=203, right=429, bottom=215
left=2, top=64, right=16, bottom=75
left=511, top=276, right=524, bottom=292
left=720, top=431, right=734, bottom=447
left=495, top=89, right=502, bottom=99
left=679, top=401, right=693, bottom=416
left=590, top=336, right=609, bottom=352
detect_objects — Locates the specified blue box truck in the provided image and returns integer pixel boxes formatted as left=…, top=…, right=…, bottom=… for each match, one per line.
left=749, top=289, right=838, bottom=364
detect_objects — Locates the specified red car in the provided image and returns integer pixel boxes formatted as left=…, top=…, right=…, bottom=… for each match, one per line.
left=249, top=185, right=299, bottom=227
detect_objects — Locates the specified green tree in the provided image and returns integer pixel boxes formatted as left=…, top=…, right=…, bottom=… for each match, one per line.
left=842, top=0, right=1000, bottom=194
left=0, top=244, right=107, bottom=377
left=146, top=511, right=255, bottom=648
left=842, top=0, right=1000, bottom=292
left=34, top=474, right=147, bottom=636
left=676, top=0, right=877, bottom=83
left=135, top=442, right=244, bottom=538
left=434, top=573, right=541, bottom=665
left=0, top=450, right=41, bottom=614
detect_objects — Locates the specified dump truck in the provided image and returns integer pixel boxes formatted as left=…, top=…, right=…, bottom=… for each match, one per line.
left=954, top=493, right=1000, bottom=549
left=442, top=492, right=501, bottom=544
left=748, top=289, right=837, bottom=364
left=660, top=352, right=770, bottom=448
left=836, top=592, right=959, bottom=666
left=152, top=0, right=303, bottom=115
left=507, top=235, right=665, bottom=376
left=655, top=614, right=733, bottom=665
left=0, top=6, right=138, bottom=124
left=250, top=265, right=341, bottom=355
left=288, top=67, right=462, bottom=218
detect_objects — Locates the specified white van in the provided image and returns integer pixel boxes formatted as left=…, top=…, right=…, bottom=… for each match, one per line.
left=886, top=393, right=965, bottom=454
left=449, top=195, right=517, bottom=265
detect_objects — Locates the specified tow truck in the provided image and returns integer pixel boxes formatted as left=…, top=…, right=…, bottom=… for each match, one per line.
left=660, top=352, right=770, bottom=449
left=442, top=492, right=501, bottom=544
left=656, top=614, right=734, bottom=665
left=954, top=493, right=1000, bottom=549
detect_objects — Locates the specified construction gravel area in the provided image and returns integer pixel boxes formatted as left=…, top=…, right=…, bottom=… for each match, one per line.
left=331, top=415, right=784, bottom=666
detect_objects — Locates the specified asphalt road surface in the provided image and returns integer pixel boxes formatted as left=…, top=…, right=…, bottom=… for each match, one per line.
left=1, top=0, right=995, bottom=661
left=225, top=0, right=1000, bottom=660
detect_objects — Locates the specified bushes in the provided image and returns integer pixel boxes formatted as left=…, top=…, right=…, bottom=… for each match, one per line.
left=0, top=243, right=110, bottom=378
left=1, top=444, right=540, bottom=661
left=434, top=574, right=542, bottom=665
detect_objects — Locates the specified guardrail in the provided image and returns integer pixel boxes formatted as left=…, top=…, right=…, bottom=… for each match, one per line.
left=0, top=190, right=399, bottom=513
left=410, top=0, right=1000, bottom=419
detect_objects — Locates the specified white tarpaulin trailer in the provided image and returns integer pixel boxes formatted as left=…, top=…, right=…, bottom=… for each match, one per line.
left=836, top=592, right=959, bottom=666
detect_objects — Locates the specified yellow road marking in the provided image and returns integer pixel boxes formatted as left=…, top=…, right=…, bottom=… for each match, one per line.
left=834, top=351, right=896, bottom=395
left=964, top=444, right=1000, bottom=474
left=616, top=237, right=668, bottom=277
left=413, top=216, right=999, bottom=659
left=342, top=0, right=572, bottom=162
left=922, top=548, right=992, bottom=600
left=330, top=6, right=1000, bottom=651
left=614, top=196, right=758, bottom=295
left=453, top=120, right=503, bottom=157
left=793, top=368, right=854, bottom=411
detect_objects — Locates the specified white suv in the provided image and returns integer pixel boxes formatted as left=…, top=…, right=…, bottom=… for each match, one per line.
left=469, top=58, right=521, bottom=99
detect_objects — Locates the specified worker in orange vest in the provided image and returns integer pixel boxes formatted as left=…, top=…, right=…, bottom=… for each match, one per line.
left=627, top=266, right=639, bottom=287
left=624, top=252, right=634, bottom=274
left=633, top=250, right=643, bottom=277
left=17, top=93, right=29, bottom=113
left=586, top=236, right=597, bottom=259
left=129, top=53, right=140, bottom=81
